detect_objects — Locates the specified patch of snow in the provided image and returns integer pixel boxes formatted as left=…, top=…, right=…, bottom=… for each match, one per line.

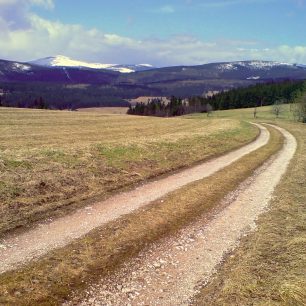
left=12, top=63, right=31, bottom=71
left=241, top=61, right=293, bottom=70
left=247, top=76, right=261, bottom=80
left=63, top=68, right=72, bottom=81
left=218, top=61, right=294, bottom=71
left=31, top=55, right=116, bottom=69
left=29, top=55, right=153, bottom=74
left=218, top=63, right=238, bottom=71
left=137, top=64, right=153, bottom=67
left=110, top=66, right=135, bottom=73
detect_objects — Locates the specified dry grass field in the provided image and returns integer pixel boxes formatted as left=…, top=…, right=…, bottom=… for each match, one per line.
left=0, top=124, right=282, bottom=305
left=1, top=105, right=303, bottom=305
left=0, top=107, right=257, bottom=235
left=76, top=107, right=129, bottom=114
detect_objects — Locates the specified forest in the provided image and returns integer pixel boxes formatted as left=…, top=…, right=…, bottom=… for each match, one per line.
left=0, top=82, right=141, bottom=109
left=128, top=80, right=305, bottom=117
left=0, top=80, right=305, bottom=113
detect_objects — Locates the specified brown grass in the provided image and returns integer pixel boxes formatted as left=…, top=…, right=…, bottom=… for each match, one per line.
left=0, top=107, right=258, bottom=235
left=0, top=126, right=283, bottom=305
left=76, top=107, right=128, bottom=114
left=193, top=121, right=306, bottom=305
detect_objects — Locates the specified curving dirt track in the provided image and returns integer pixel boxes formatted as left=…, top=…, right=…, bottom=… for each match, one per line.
left=0, top=124, right=269, bottom=274
left=71, top=125, right=297, bottom=306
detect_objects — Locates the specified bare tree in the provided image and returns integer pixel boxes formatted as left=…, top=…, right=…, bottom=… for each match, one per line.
left=272, top=99, right=284, bottom=118
left=207, top=103, right=213, bottom=117
left=294, top=94, right=306, bottom=123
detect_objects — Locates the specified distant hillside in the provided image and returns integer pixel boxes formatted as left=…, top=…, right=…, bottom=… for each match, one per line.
left=1, top=58, right=306, bottom=109
left=0, top=59, right=119, bottom=85
left=128, top=80, right=305, bottom=117
left=119, top=61, right=306, bottom=84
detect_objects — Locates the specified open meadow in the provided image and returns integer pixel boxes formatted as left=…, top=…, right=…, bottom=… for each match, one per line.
left=0, top=107, right=257, bottom=235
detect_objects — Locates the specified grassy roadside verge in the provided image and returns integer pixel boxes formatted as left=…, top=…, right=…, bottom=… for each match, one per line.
left=0, top=126, right=283, bottom=305
left=0, top=108, right=258, bottom=235
left=193, top=121, right=306, bottom=306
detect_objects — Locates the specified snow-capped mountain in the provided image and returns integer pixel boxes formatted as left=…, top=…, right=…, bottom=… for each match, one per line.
left=208, top=60, right=302, bottom=81
left=29, top=55, right=154, bottom=73
left=217, top=60, right=295, bottom=72
left=1, top=58, right=306, bottom=87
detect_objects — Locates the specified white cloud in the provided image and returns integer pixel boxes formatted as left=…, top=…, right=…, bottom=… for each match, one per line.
left=199, top=0, right=276, bottom=8
left=0, top=0, right=54, bottom=30
left=150, top=5, right=175, bottom=14
left=0, top=1, right=306, bottom=65
left=159, top=5, right=175, bottom=13
left=0, top=0, right=54, bottom=9
left=30, top=0, right=54, bottom=9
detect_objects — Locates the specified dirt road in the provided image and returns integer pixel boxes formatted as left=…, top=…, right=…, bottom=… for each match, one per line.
left=71, top=125, right=296, bottom=306
left=0, top=124, right=269, bottom=274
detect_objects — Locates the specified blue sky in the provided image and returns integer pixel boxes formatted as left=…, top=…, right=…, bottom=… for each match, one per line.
left=0, top=0, right=306, bottom=65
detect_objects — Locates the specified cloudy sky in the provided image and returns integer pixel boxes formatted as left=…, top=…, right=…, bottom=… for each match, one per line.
left=0, top=0, right=305, bottom=66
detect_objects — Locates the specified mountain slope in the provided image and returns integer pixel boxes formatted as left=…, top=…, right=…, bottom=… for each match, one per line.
left=0, top=59, right=119, bottom=84
left=119, top=61, right=306, bottom=85
left=0, top=58, right=306, bottom=101
left=29, top=55, right=154, bottom=73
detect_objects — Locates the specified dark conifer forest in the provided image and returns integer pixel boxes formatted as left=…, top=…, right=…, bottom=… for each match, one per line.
left=128, top=80, right=305, bottom=117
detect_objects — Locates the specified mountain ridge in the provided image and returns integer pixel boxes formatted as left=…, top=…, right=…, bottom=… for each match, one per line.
left=1, top=57, right=306, bottom=100
left=29, top=55, right=155, bottom=73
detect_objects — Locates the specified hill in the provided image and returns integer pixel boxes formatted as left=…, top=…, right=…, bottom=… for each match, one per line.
left=1, top=58, right=306, bottom=109
left=29, top=55, right=154, bottom=73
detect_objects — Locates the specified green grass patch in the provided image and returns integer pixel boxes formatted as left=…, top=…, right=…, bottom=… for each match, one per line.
left=40, top=149, right=79, bottom=167
left=3, top=159, right=32, bottom=169
left=96, top=144, right=144, bottom=167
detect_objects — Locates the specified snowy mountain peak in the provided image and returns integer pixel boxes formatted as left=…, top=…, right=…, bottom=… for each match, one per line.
left=28, top=55, right=154, bottom=73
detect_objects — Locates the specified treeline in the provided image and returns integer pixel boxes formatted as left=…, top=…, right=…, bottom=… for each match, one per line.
left=127, top=97, right=212, bottom=117
left=294, top=86, right=306, bottom=122
left=0, top=79, right=304, bottom=112
left=128, top=80, right=305, bottom=117
left=205, top=80, right=304, bottom=110
left=0, top=82, right=141, bottom=110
